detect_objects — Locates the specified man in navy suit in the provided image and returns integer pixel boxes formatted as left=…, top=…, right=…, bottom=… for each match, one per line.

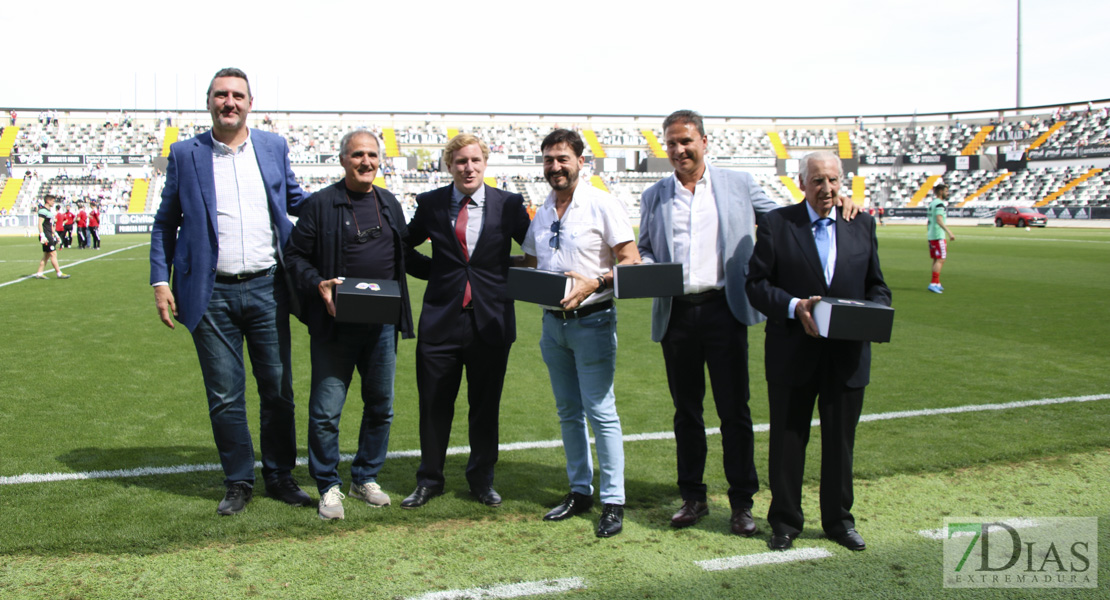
left=150, top=67, right=311, bottom=515
left=400, top=134, right=531, bottom=509
left=746, top=151, right=891, bottom=552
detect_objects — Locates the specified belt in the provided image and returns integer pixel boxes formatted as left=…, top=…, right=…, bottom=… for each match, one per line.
left=215, top=265, right=277, bottom=284
left=546, top=300, right=613, bottom=320
left=674, top=288, right=725, bottom=305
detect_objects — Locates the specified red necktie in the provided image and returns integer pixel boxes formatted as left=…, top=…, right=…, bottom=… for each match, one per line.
left=456, top=197, right=472, bottom=307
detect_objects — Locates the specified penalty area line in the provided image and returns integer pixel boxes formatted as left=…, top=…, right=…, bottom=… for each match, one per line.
left=1, top=393, right=1107, bottom=486
left=406, top=577, right=585, bottom=600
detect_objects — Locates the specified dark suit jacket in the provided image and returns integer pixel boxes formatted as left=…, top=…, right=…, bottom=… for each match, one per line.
left=403, top=184, right=531, bottom=346
left=745, top=203, right=891, bottom=389
left=283, top=181, right=425, bottom=341
left=149, top=129, right=305, bottom=332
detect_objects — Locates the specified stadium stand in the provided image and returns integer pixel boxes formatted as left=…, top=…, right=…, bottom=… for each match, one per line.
left=3, top=102, right=1109, bottom=221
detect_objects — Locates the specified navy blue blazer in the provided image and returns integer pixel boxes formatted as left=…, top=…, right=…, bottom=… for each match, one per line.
left=403, top=184, right=531, bottom=346
left=746, top=202, right=891, bottom=388
left=150, top=129, right=306, bottom=332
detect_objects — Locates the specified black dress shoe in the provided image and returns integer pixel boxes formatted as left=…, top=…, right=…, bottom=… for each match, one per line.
left=670, top=500, right=708, bottom=528
left=217, top=481, right=253, bottom=516
left=596, top=503, right=624, bottom=538
left=470, top=487, right=502, bottom=507
left=768, top=532, right=797, bottom=551
left=265, top=478, right=313, bottom=507
left=544, top=492, right=594, bottom=521
left=400, top=485, right=443, bottom=509
left=730, top=508, right=758, bottom=537
left=830, top=528, right=866, bottom=551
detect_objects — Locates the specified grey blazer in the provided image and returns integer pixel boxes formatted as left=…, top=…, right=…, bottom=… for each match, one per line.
left=637, top=164, right=780, bottom=342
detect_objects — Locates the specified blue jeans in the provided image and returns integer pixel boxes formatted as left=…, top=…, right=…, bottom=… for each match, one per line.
left=190, top=274, right=296, bottom=487
left=539, top=306, right=625, bottom=505
left=308, top=324, right=396, bottom=494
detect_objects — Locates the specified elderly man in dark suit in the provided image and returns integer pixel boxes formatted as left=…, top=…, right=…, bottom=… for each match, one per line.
left=746, top=151, right=891, bottom=552
left=150, top=67, right=310, bottom=515
left=400, top=134, right=531, bottom=509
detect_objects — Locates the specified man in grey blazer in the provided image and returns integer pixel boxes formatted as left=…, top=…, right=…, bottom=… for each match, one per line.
left=637, top=110, right=856, bottom=537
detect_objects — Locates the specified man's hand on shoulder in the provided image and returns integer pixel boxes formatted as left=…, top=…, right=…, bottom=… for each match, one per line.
left=835, top=195, right=860, bottom=221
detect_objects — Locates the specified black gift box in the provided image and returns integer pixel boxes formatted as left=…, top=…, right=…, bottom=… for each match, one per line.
left=507, top=268, right=571, bottom=306
left=613, top=263, right=684, bottom=299
left=813, top=297, right=894, bottom=343
left=334, top=278, right=401, bottom=324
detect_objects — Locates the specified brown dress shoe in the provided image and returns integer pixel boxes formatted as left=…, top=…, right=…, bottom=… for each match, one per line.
left=730, top=508, right=758, bottom=537
left=670, top=500, right=708, bottom=528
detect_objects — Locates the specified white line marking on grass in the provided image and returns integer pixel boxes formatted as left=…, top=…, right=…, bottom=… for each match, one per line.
left=406, top=577, right=585, bottom=600
left=918, top=518, right=1042, bottom=540
left=2, top=394, right=1106, bottom=485
left=696, top=547, right=832, bottom=571
left=0, top=242, right=150, bottom=288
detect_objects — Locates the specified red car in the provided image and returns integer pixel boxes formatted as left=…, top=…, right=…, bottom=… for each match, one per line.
left=994, top=206, right=1047, bottom=228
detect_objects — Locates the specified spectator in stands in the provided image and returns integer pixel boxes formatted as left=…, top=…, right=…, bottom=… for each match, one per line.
left=284, top=129, right=423, bottom=520
left=638, top=110, right=860, bottom=538
left=521, top=129, right=640, bottom=538
left=398, top=133, right=531, bottom=511
left=926, top=180, right=955, bottom=294
left=33, top=195, right=69, bottom=279
left=149, top=67, right=310, bottom=516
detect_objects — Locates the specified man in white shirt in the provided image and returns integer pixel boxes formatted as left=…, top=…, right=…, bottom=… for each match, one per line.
left=522, top=129, right=640, bottom=538
left=150, top=68, right=309, bottom=516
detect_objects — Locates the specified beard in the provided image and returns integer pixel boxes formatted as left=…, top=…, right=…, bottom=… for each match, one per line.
left=546, top=169, right=577, bottom=191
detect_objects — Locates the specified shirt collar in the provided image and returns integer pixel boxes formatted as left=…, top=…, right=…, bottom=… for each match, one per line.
left=671, top=163, right=711, bottom=191
left=212, top=130, right=253, bottom=156
left=805, top=202, right=835, bottom=225
left=453, top=184, right=486, bottom=207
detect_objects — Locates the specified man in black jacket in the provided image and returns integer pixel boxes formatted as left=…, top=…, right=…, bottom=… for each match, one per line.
left=284, top=129, right=425, bottom=520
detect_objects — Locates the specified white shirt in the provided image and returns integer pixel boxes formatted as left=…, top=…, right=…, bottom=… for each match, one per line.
left=671, top=169, right=723, bottom=294
left=450, top=184, right=486, bottom=257
left=788, top=203, right=838, bottom=319
left=212, top=132, right=276, bottom=277
left=521, top=181, right=634, bottom=308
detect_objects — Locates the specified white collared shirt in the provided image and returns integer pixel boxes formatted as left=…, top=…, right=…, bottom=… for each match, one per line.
left=451, top=184, right=486, bottom=257
left=212, top=132, right=276, bottom=276
left=671, top=168, right=723, bottom=294
left=521, top=181, right=634, bottom=308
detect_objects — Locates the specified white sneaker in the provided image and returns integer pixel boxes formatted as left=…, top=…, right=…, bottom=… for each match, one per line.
left=318, top=486, right=345, bottom=520
left=350, top=481, right=391, bottom=507
left=927, top=283, right=943, bottom=294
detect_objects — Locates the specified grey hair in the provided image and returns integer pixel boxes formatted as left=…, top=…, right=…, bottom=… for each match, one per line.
left=799, top=151, right=844, bottom=182
left=339, top=129, right=383, bottom=158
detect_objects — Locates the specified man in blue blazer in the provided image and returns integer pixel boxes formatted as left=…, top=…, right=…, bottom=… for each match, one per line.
left=150, top=68, right=310, bottom=515
left=399, top=134, right=531, bottom=509
left=746, top=151, right=890, bottom=552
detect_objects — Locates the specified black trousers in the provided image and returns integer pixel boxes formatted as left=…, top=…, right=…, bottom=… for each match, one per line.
left=414, top=308, right=511, bottom=492
left=661, top=295, right=759, bottom=508
left=766, top=372, right=864, bottom=537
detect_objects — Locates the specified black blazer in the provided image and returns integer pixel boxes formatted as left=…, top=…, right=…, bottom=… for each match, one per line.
left=745, top=202, right=891, bottom=388
left=404, top=184, right=531, bottom=346
left=284, top=181, right=425, bottom=341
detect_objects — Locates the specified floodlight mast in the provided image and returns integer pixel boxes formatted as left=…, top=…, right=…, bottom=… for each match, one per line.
left=1016, top=0, right=1022, bottom=108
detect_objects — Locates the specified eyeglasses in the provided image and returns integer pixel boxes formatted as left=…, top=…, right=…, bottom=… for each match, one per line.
left=355, top=226, right=382, bottom=243
left=549, top=220, right=561, bottom=251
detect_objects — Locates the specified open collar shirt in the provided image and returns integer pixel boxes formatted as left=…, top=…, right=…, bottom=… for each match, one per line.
left=212, top=132, right=276, bottom=277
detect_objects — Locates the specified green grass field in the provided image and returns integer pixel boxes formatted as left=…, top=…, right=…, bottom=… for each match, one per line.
left=1, top=224, right=1108, bottom=599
